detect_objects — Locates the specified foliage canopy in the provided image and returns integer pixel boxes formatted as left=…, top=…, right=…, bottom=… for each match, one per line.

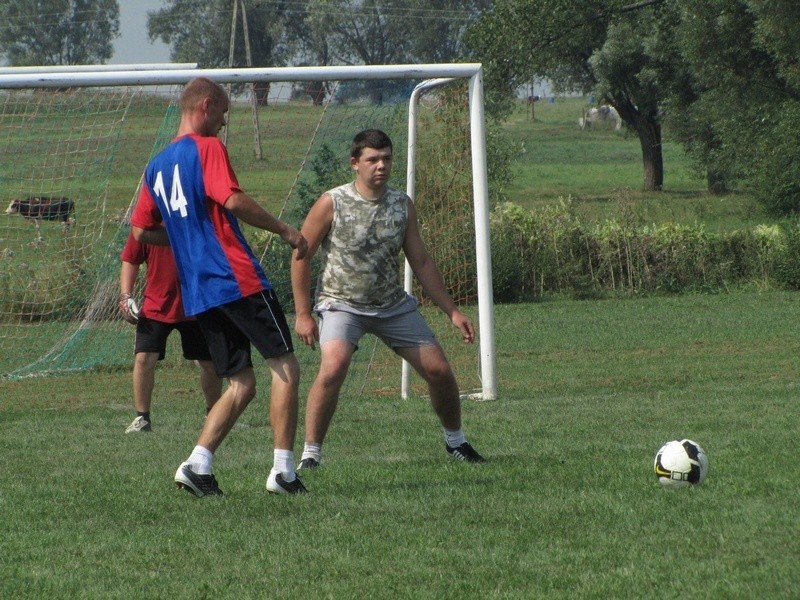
left=0, top=0, right=119, bottom=66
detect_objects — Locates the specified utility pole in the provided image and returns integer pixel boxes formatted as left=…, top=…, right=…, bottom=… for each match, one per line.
left=225, top=0, right=263, bottom=159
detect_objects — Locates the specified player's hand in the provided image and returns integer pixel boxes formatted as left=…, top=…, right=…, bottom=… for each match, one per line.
left=451, top=310, right=475, bottom=344
left=295, top=313, right=319, bottom=350
left=283, top=227, right=308, bottom=260
left=119, top=293, right=139, bottom=325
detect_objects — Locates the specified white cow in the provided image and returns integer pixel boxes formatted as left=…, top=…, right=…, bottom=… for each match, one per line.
left=579, top=105, right=622, bottom=131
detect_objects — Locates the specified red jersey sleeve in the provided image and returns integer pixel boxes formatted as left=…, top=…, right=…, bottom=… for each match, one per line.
left=130, top=181, right=162, bottom=230
left=120, top=232, right=147, bottom=265
left=195, top=137, right=242, bottom=204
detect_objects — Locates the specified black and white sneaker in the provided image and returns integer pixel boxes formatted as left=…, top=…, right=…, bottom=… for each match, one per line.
left=446, top=442, right=485, bottom=463
left=175, top=462, right=223, bottom=497
left=266, top=472, right=308, bottom=494
left=297, top=457, right=321, bottom=470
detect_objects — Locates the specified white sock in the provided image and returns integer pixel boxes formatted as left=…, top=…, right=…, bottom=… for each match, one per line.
left=301, top=442, right=322, bottom=462
left=444, top=428, right=466, bottom=448
left=272, top=448, right=296, bottom=481
left=188, top=445, right=213, bottom=475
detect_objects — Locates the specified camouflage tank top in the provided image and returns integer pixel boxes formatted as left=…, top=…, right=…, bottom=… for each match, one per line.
left=316, top=182, right=409, bottom=309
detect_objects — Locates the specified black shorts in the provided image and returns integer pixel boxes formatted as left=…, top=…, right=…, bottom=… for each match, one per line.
left=196, top=289, right=294, bottom=378
left=134, top=316, right=212, bottom=361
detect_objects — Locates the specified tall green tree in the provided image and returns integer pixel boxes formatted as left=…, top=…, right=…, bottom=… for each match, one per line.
left=147, top=0, right=299, bottom=102
left=668, top=0, right=800, bottom=213
left=301, top=0, right=489, bottom=103
left=302, top=0, right=489, bottom=65
left=467, top=0, right=677, bottom=191
left=0, top=0, right=119, bottom=66
left=148, top=0, right=291, bottom=68
left=405, top=0, right=491, bottom=63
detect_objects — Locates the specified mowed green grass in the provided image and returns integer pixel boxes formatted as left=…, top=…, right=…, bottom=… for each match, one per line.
left=504, top=98, right=773, bottom=232
left=2, top=292, right=799, bottom=598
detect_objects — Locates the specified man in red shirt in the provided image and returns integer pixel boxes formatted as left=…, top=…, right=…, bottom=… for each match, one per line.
left=119, top=232, right=222, bottom=433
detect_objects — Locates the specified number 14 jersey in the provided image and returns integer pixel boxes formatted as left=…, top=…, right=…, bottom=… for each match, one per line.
left=130, top=134, right=270, bottom=316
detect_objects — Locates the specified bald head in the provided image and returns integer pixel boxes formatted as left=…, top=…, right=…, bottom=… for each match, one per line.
left=176, top=77, right=229, bottom=137
left=179, top=77, right=228, bottom=113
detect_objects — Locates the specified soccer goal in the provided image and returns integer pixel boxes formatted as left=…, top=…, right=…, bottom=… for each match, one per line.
left=0, top=64, right=496, bottom=401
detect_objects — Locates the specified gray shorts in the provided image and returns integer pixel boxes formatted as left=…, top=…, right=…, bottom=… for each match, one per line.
left=317, top=296, right=438, bottom=350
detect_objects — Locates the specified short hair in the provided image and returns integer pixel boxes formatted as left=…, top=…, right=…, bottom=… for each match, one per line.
left=350, top=129, right=393, bottom=159
left=179, top=77, right=228, bottom=113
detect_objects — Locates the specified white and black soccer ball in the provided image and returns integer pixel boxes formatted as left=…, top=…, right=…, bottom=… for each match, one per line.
left=654, top=439, right=708, bottom=488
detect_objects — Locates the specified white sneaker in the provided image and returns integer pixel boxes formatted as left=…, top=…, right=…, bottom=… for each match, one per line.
left=125, top=416, right=151, bottom=433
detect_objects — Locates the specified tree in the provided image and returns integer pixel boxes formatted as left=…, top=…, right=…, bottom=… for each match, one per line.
left=147, top=0, right=299, bottom=103
left=467, top=0, right=676, bottom=191
left=404, top=0, right=492, bottom=64
left=667, top=0, right=800, bottom=214
left=302, top=0, right=414, bottom=104
left=0, top=0, right=119, bottom=66
left=589, top=4, right=680, bottom=191
left=305, top=0, right=489, bottom=66
left=301, top=0, right=489, bottom=104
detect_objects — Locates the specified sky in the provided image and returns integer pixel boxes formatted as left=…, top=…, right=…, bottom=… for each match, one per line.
left=110, top=0, right=172, bottom=65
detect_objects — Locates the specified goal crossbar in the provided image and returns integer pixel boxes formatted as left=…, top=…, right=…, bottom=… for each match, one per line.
left=0, top=63, right=482, bottom=89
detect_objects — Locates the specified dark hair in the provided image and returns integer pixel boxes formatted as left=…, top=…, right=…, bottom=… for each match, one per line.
left=350, top=129, right=393, bottom=159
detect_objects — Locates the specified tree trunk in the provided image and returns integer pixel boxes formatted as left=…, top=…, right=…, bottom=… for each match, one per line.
left=254, top=82, right=270, bottom=107
left=707, top=168, right=728, bottom=195
left=635, top=118, right=663, bottom=191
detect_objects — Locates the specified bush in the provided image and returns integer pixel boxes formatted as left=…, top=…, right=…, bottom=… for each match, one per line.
left=0, top=256, right=89, bottom=322
left=490, top=204, right=530, bottom=302
left=489, top=200, right=796, bottom=298
left=772, top=220, right=800, bottom=289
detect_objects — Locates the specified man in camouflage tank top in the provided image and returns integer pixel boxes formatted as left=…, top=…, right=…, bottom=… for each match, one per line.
left=291, top=129, right=485, bottom=470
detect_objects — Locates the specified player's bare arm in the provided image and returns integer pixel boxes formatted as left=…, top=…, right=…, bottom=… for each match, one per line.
left=403, top=201, right=475, bottom=344
left=225, top=192, right=308, bottom=259
left=291, top=193, right=334, bottom=349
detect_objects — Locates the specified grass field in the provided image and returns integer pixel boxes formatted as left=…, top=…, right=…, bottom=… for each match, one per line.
left=2, top=87, right=798, bottom=597
left=2, top=292, right=799, bottom=598
left=502, top=98, right=773, bottom=232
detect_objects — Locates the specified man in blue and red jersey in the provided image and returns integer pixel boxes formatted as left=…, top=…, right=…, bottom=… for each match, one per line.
left=130, top=77, right=309, bottom=497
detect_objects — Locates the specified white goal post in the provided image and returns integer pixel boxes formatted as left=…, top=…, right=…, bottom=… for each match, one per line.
left=0, top=64, right=497, bottom=401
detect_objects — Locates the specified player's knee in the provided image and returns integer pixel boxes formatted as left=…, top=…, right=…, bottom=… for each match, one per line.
left=239, top=381, right=257, bottom=403
left=269, top=354, right=301, bottom=387
left=134, top=351, right=158, bottom=370
left=318, top=359, right=350, bottom=387
left=229, top=370, right=257, bottom=403
left=424, top=362, right=456, bottom=386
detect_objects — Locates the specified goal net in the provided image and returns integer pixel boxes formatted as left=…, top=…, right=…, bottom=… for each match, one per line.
left=0, top=65, right=495, bottom=400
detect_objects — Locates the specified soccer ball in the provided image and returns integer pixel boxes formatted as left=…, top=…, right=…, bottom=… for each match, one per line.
left=654, top=439, right=708, bottom=487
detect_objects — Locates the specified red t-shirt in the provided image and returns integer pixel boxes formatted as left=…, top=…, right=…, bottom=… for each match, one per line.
left=120, top=233, right=187, bottom=323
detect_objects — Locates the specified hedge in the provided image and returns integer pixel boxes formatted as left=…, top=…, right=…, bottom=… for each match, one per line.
left=491, top=199, right=800, bottom=301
